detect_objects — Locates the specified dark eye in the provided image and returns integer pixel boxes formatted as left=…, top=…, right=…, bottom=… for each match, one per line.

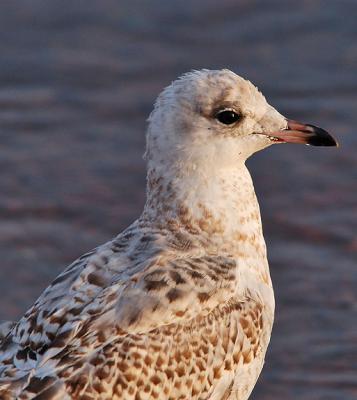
left=215, top=109, right=241, bottom=125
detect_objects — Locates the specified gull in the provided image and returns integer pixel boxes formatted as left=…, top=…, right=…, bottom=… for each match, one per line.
left=0, top=69, right=337, bottom=399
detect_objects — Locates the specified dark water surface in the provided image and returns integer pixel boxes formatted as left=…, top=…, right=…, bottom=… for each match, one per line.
left=0, top=1, right=356, bottom=398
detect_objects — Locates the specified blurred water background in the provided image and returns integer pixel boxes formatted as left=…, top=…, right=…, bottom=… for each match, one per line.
left=0, top=1, right=356, bottom=398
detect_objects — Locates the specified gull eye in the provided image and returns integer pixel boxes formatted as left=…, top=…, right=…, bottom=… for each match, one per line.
left=215, top=109, right=241, bottom=125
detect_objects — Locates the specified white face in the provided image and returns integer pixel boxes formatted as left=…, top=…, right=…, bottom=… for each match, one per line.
left=146, top=69, right=287, bottom=172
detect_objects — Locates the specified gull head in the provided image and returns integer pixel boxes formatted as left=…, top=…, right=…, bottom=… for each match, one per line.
left=145, top=69, right=337, bottom=174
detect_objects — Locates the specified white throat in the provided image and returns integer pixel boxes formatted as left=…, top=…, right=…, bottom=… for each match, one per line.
left=143, top=156, right=267, bottom=261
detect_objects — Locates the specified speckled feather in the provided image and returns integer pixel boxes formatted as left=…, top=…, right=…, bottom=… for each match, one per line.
left=0, top=69, right=285, bottom=399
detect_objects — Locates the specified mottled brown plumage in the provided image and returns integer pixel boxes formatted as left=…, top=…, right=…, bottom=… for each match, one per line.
left=0, top=69, right=336, bottom=399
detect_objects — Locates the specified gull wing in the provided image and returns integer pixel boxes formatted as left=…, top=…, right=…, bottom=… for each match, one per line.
left=0, top=243, right=269, bottom=399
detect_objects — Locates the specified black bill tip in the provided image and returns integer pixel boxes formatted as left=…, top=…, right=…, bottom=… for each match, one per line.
left=305, top=124, right=339, bottom=147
